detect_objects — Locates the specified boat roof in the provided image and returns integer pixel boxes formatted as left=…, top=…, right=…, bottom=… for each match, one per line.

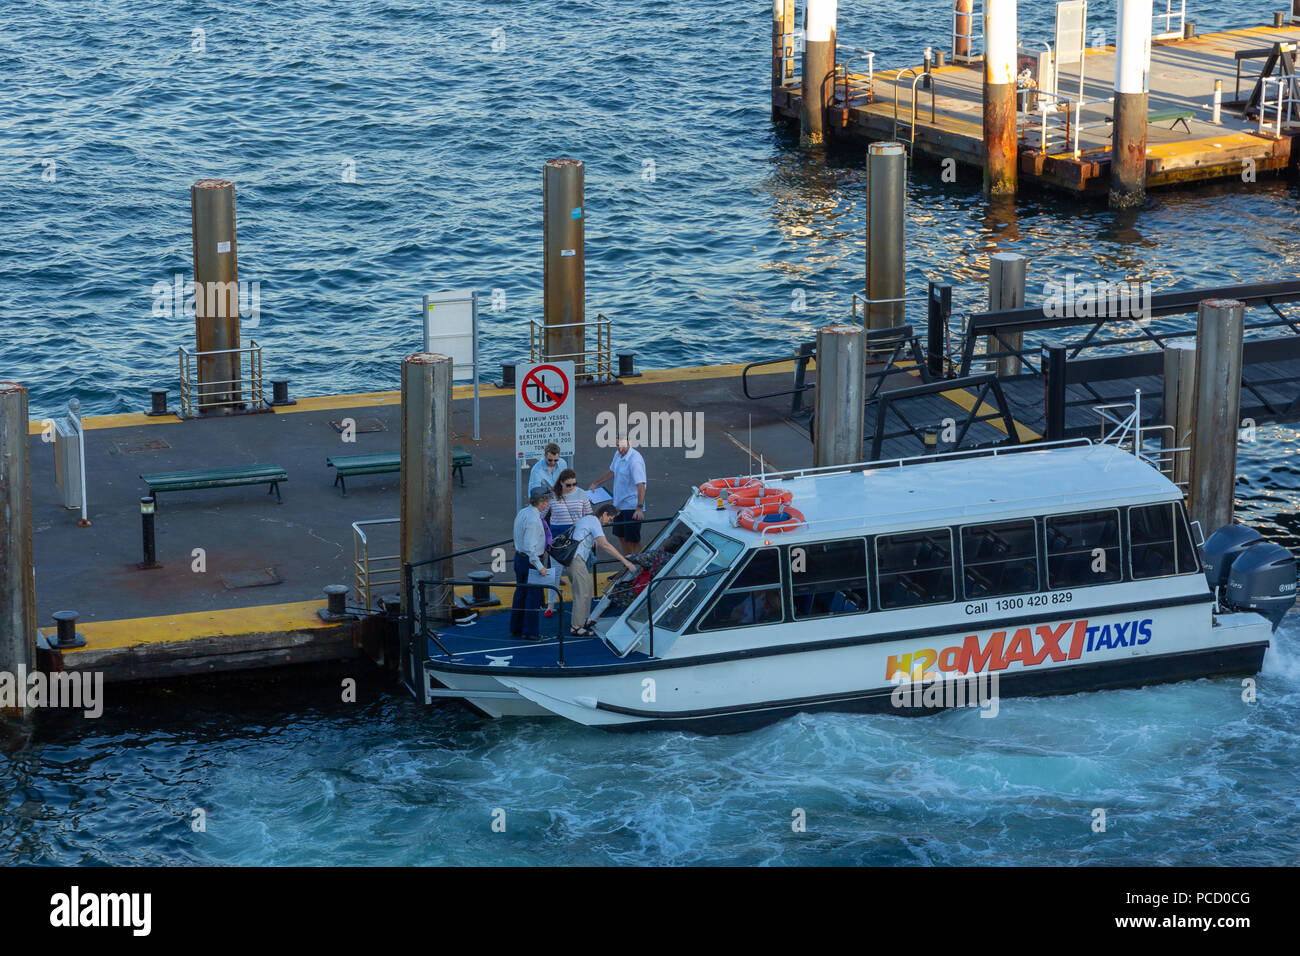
left=684, top=443, right=1183, bottom=544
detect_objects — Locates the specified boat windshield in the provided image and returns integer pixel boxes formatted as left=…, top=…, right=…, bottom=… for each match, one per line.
left=623, top=530, right=743, bottom=638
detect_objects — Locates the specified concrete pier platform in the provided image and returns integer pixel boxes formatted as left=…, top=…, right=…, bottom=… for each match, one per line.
left=24, top=364, right=836, bottom=681
left=775, top=24, right=1300, bottom=193
left=25, top=355, right=1030, bottom=682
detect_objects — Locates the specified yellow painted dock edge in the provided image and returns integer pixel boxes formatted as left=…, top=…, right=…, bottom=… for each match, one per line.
left=39, top=574, right=622, bottom=653
left=27, top=362, right=758, bottom=434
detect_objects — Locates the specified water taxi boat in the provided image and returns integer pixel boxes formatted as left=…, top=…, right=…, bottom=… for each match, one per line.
left=408, top=435, right=1294, bottom=733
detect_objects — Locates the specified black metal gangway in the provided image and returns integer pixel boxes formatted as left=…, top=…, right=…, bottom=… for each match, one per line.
left=959, top=279, right=1300, bottom=439
left=740, top=289, right=1026, bottom=461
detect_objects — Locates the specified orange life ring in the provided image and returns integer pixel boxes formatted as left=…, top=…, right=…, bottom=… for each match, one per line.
left=737, top=503, right=806, bottom=533
left=700, top=477, right=762, bottom=499
left=727, top=486, right=794, bottom=508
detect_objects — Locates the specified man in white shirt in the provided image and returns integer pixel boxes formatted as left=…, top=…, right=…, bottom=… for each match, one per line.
left=510, top=486, right=553, bottom=639
left=528, top=443, right=566, bottom=499
left=589, top=436, right=647, bottom=555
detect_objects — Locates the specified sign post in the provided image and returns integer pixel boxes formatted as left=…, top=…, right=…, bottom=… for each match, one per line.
left=422, top=290, right=480, bottom=440
left=515, top=361, right=576, bottom=510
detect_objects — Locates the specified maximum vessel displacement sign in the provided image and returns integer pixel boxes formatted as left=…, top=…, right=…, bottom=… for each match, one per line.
left=516, top=361, right=575, bottom=460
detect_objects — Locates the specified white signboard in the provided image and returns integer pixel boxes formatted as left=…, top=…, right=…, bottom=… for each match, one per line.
left=422, top=289, right=480, bottom=440
left=422, top=291, right=477, bottom=382
left=515, top=360, right=576, bottom=461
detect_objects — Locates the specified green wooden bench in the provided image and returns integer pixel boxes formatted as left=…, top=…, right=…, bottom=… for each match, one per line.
left=141, top=464, right=288, bottom=504
left=326, top=446, right=473, bottom=496
left=1148, top=109, right=1193, bottom=133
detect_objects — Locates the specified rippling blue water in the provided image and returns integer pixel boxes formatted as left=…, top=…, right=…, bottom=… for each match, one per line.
left=3, top=0, right=1300, bottom=865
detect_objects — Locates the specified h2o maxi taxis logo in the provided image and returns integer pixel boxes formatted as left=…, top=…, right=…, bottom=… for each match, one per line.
left=885, top=616, right=1154, bottom=681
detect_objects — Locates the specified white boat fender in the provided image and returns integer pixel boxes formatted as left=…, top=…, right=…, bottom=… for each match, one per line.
left=573, top=696, right=599, bottom=709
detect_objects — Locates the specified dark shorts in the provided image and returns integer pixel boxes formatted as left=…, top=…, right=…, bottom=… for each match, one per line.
left=613, top=509, right=642, bottom=543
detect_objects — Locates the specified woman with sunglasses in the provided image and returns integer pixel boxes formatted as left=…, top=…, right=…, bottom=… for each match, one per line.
left=547, top=468, right=592, bottom=538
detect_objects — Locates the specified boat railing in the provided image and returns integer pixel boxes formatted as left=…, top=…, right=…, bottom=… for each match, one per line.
left=1094, top=390, right=1190, bottom=488
left=745, top=436, right=1092, bottom=486
left=404, top=516, right=686, bottom=676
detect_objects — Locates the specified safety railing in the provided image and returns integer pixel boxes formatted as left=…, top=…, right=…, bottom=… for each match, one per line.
left=353, top=518, right=401, bottom=613
left=1259, top=75, right=1300, bottom=136
left=178, top=342, right=267, bottom=417
left=528, top=315, right=614, bottom=380
left=951, top=0, right=983, bottom=64
left=837, top=49, right=876, bottom=107
left=892, top=68, right=937, bottom=146
left=1018, top=92, right=1114, bottom=158
left=1094, top=391, right=1189, bottom=488
left=404, top=517, right=680, bottom=677
left=1153, top=0, right=1186, bottom=40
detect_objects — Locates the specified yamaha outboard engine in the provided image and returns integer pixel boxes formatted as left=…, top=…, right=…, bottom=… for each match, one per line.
left=1226, top=543, right=1296, bottom=629
left=1200, top=524, right=1262, bottom=592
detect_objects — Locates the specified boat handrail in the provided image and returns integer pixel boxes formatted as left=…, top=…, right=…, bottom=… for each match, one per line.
left=738, top=437, right=1093, bottom=485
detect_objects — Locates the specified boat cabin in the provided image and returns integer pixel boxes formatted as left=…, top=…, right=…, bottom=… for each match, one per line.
left=597, top=442, right=1201, bottom=658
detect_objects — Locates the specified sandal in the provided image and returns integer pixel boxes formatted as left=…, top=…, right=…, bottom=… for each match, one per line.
left=569, top=624, right=595, bottom=637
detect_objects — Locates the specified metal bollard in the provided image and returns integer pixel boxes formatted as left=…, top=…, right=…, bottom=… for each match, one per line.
left=617, top=352, right=640, bottom=378
left=270, top=379, right=295, bottom=406
left=138, top=497, right=159, bottom=570
left=501, top=363, right=516, bottom=388
left=319, top=584, right=353, bottom=622
left=467, top=570, right=500, bottom=607
left=1275, top=12, right=1285, bottom=28
left=51, top=610, right=86, bottom=649
left=147, top=388, right=171, bottom=417
left=1183, top=21, right=1194, bottom=38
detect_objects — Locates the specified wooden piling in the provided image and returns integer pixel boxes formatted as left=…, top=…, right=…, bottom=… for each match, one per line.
left=0, top=383, right=37, bottom=716
left=1162, top=340, right=1197, bottom=489
left=954, top=0, right=974, bottom=60
left=191, top=179, right=242, bottom=413
left=1110, top=0, right=1153, bottom=208
left=771, top=0, right=796, bottom=118
left=1189, top=300, right=1244, bottom=534
left=982, top=0, right=1017, bottom=196
left=814, top=324, right=866, bottom=467
left=987, top=252, right=1026, bottom=374
left=801, top=0, right=837, bottom=145
left=400, top=354, right=454, bottom=625
left=543, top=159, right=585, bottom=375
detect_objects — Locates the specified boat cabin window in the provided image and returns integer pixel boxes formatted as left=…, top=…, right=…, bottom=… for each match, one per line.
left=623, top=531, right=738, bottom=635
left=961, top=519, right=1039, bottom=599
left=789, top=539, right=870, bottom=619
left=1174, top=503, right=1199, bottom=574
left=697, top=547, right=785, bottom=630
left=1045, top=509, right=1121, bottom=589
left=1129, top=502, right=1200, bottom=578
left=875, top=528, right=954, bottom=610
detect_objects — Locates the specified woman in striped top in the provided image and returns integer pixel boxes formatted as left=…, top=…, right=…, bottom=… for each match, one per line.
left=547, top=469, right=592, bottom=536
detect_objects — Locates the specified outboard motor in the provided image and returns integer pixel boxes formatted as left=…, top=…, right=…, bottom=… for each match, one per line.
left=1200, top=525, right=1263, bottom=594
left=1225, top=543, right=1296, bottom=630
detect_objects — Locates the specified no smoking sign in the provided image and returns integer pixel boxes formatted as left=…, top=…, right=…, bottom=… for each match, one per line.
left=515, top=361, right=575, bottom=460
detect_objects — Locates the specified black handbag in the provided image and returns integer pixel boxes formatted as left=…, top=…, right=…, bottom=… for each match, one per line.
left=548, top=528, right=580, bottom=566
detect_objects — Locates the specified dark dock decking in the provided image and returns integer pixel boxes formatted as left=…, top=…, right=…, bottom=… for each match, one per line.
left=774, top=24, right=1300, bottom=193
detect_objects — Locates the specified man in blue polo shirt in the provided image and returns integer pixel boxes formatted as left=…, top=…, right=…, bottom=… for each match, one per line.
left=589, top=436, right=646, bottom=555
